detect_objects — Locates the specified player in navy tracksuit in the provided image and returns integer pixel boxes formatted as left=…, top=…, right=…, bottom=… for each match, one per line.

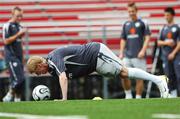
left=157, top=7, right=180, bottom=97
left=2, top=7, right=27, bottom=102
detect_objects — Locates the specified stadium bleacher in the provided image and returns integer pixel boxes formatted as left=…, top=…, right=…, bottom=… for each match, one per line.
left=0, top=0, right=180, bottom=68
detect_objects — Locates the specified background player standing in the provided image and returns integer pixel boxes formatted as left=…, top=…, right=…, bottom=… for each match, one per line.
left=157, top=7, right=180, bottom=97
left=119, top=2, right=151, bottom=99
left=2, top=7, right=27, bottom=102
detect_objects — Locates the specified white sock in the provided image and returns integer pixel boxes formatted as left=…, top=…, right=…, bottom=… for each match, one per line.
left=3, top=92, right=14, bottom=102
left=136, top=95, right=142, bottom=99
left=127, top=68, right=162, bottom=85
left=170, top=89, right=177, bottom=98
left=125, top=90, right=133, bottom=99
left=14, top=97, right=21, bottom=102
left=7, top=92, right=13, bottom=97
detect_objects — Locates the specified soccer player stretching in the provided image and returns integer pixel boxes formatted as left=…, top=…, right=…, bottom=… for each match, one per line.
left=27, top=42, right=170, bottom=100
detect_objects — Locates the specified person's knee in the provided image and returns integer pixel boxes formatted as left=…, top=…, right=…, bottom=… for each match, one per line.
left=120, top=67, right=128, bottom=79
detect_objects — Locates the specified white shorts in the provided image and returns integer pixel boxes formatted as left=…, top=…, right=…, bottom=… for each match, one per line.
left=96, top=43, right=124, bottom=77
left=122, top=57, right=146, bottom=71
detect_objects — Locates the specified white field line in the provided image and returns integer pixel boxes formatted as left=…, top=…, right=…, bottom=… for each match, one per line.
left=152, top=113, right=180, bottom=119
left=0, top=112, right=88, bottom=119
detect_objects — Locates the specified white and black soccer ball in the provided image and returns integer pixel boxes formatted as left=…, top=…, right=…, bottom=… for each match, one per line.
left=32, top=85, right=50, bottom=101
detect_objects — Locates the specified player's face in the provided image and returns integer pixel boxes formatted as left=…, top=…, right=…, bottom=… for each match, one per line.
left=12, top=10, right=23, bottom=23
left=164, top=12, right=174, bottom=23
left=128, top=7, right=137, bottom=20
left=35, top=63, right=48, bottom=75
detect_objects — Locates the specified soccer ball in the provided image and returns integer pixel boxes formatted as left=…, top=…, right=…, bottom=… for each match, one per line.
left=32, top=85, right=50, bottom=101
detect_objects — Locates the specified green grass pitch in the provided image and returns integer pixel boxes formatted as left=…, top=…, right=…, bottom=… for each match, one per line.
left=0, top=98, right=180, bottom=119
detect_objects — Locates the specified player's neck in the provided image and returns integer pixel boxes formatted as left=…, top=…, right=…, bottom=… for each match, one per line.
left=9, top=18, right=17, bottom=23
left=167, top=20, right=174, bottom=26
left=131, top=16, right=138, bottom=22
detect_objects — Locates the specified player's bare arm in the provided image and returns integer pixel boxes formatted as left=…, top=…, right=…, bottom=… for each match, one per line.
left=157, top=39, right=175, bottom=47
left=119, top=39, right=126, bottom=59
left=59, top=72, right=68, bottom=100
left=138, top=35, right=150, bottom=59
left=168, top=41, right=180, bottom=60
left=3, top=28, right=27, bottom=45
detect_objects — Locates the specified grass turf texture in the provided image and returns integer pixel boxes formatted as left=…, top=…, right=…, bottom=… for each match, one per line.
left=0, top=98, right=180, bottom=119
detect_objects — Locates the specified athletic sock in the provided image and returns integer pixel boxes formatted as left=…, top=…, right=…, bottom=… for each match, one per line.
left=170, top=89, right=177, bottom=98
left=14, top=97, right=21, bottom=102
left=127, top=68, right=162, bottom=85
left=124, top=90, right=133, bottom=99
left=136, top=94, right=142, bottom=99
left=3, top=92, right=13, bottom=102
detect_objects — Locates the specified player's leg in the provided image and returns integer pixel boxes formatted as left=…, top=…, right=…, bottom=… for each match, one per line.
left=96, top=43, right=170, bottom=98
left=162, top=59, right=177, bottom=97
left=131, top=58, right=146, bottom=99
left=174, top=54, right=180, bottom=96
left=96, top=43, right=130, bottom=98
left=122, top=58, right=132, bottom=99
left=3, top=59, right=25, bottom=102
left=122, top=79, right=132, bottom=99
left=3, top=62, right=15, bottom=102
left=120, top=67, right=170, bottom=98
left=96, top=43, right=124, bottom=77
left=135, top=80, right=143, bottom=98
left=2, top=87, right=14, bottom=102
left=13, top=60, right=25, bottom=102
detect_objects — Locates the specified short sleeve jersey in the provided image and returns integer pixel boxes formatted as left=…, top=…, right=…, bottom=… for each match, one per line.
left=2, top=22, right=23, bottom=62
left=46, top=42, right=100, bottom=79
left=121, top=19, right=151, bottom=58
left=159, top=24, right=180, bottom=58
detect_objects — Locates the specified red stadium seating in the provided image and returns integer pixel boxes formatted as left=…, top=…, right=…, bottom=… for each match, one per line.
left=0, top=0, right=180, bottom=70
